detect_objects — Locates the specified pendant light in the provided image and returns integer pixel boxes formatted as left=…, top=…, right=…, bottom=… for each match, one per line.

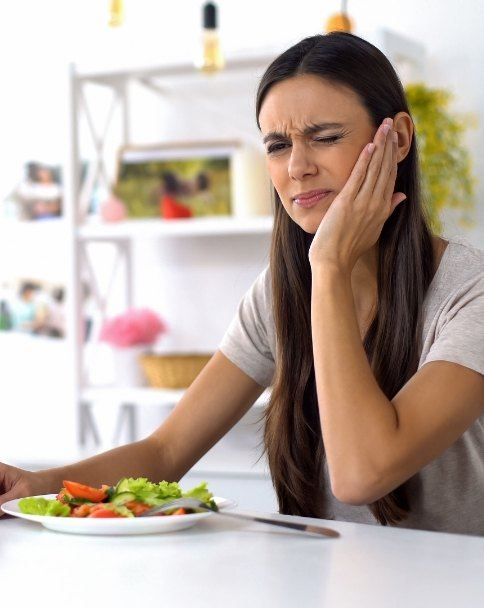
left=109, top=0, right=124, bottom=27
left=325, top=0, right=355, bottom=33
left=197, top=2, right=225, bottom=73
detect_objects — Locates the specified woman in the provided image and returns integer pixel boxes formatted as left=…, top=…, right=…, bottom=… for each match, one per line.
left=1, top=33, right=483, bottom=534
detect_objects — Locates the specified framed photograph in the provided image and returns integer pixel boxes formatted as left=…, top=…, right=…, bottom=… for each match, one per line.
left=2, top=161, right=89, bottom=221
left=10, top=162, right=63, bottom=220
left=0, top=278, right=65, bottom=338
left=113, top=141, right=238, bottom=219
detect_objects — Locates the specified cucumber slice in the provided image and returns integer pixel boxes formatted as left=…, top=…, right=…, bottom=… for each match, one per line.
left=111, top=492, right=136, bottom=506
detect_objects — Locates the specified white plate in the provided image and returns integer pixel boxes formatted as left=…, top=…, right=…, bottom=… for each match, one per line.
left=1, top=494, right=236, bottom=535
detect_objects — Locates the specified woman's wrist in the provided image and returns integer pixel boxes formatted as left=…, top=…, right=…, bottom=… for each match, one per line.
left=36, top=466, right=66, bottom=494
left=311, top=264, right=352, bottom=291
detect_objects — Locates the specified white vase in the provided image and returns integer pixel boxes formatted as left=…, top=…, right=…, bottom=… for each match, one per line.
left=111, top=345, right=146, bottom=388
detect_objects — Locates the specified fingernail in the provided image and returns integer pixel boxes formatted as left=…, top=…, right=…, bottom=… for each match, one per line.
left=384, top=117, right=393, bottom=126
left=367, top=143, right=375, bottom=154
left=382, top=124, right=391, bottom=134
left=393, top=131, right=398, bottom=143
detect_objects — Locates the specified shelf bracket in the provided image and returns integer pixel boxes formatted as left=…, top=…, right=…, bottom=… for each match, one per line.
left=79, top=83, right=122, bottom=213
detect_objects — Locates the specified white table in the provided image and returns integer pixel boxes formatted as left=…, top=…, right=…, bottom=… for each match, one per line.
left=1, top=511, right=483, bottom=607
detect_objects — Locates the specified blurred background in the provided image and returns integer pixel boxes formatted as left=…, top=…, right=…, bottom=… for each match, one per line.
left=0, top=0, right=483, bottom=511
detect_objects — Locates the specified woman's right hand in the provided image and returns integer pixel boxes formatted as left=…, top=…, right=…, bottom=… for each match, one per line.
left=0, top=462, right=53, bottom=516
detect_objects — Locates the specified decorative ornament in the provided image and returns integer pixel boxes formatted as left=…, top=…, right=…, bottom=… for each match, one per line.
left=100, top=194, right=127, bottom=222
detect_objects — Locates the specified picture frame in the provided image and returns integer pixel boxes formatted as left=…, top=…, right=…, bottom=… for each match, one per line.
left=0, top=277, right=65, bottom=338
left=8, top=162, right=63, bottom=221
left=113, top=140, right=239, bottom=220
left=2, top=161, right=90, bottom=222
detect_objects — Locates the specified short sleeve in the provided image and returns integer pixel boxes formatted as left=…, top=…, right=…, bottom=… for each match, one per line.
left=423, top=274, right=484, bottom=376
left=219, top=266, right=275, bottom=388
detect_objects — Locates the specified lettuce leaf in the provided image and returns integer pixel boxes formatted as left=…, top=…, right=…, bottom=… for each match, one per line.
left=112, top=477, right=215, bottom=508
left=182, top=482, right=217, bottom=510
left=114, top=477, right=182, bottom=506
left=19, top=497, right=70, bottom=517
left=182, top=481, right=212, bottom=502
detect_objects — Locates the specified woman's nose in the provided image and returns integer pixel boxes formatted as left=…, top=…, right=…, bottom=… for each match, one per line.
left=287, top=144, right=318, bottom=181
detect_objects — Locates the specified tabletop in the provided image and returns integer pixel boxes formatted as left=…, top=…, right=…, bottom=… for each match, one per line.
left=1, top=510, right=483, bottom=607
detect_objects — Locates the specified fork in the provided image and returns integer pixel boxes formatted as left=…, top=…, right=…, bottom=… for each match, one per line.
left=139, top=497, right=340, bottom=539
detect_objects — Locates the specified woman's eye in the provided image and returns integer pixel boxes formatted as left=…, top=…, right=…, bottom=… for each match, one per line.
left=267, top=142, right=289, bottom=154
left=314, top=136, right=341, bottom=144
left=266, top=135, right=341, bottom=154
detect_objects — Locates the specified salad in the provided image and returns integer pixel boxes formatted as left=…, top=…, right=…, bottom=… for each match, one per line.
left=18, top=477, right=217, bottom=518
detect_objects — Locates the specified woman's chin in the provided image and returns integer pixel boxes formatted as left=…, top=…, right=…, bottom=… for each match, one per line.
left=294, top=212, right=325, bottom=235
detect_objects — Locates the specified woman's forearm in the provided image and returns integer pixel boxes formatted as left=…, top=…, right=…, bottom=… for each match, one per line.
left=311, top=266, right=399, bottom=500
left=38, top=436, right=174, bottom=492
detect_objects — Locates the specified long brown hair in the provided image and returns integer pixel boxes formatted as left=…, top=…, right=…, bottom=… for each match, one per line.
left=256, top=33, right=435, bottom=525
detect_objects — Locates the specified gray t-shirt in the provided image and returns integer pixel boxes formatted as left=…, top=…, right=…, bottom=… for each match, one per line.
left=219, top=235, right=484, bottom=535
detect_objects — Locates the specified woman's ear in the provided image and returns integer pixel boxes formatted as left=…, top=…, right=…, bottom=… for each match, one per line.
left=393, top=112, right=413, bottom=163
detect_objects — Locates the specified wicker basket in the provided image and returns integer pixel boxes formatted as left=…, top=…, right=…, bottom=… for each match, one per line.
left=139, top=353, right=213, bottom=389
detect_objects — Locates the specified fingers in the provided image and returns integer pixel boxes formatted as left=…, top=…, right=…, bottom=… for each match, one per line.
left=355, top=120, right=391, bottom=202
left=339, top=140, right=375, bottom=200
left=374, top=119, right=397, bottom=202
left=0, top=489, right=19, bottom=515
left=379, top=123, right=407, bottom=213
left=343, top=116, right=405, bottom=212
left=381, top=129, right=398, bottom=203
left=0, top=462, right=23, bottom=512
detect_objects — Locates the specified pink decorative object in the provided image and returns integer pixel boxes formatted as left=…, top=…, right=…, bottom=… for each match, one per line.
left=99, top=308, right=167, bottom=348
left=100, top=194, right=127, bottom=222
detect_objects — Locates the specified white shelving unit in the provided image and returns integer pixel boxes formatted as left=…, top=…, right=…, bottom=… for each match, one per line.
left=65, top=54, right=276, bottom=479
left=79, top=215, right=273, bottom=240
left=82, top=386, right=270, bottom=409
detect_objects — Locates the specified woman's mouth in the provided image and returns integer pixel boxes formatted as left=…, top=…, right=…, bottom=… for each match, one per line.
left=293, top=189, right=333, bottom=208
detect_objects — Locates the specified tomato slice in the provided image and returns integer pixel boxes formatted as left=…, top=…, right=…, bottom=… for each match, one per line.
left=56, top=488, right=72, bottom=504
left=88, top=508, right=122, bottom=518
left=71, top=504, right=92, bottom=518
left=171, top=508, right=187, bottom=516
left=125, top=500, right=151, bottom=517
left=62, top=480, right=107, bottom=503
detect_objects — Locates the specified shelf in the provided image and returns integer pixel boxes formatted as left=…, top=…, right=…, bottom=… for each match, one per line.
left=0, top=218, right=67, bottom=242
left=76, top=53, right=277, bottom=86
left=82, top=386, right=271, bottom=408
left=78, top=216, right=273, bottom=241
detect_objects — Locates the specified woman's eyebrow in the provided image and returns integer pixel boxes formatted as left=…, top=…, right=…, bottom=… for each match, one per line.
left=262, top=122, right=346, bottom=144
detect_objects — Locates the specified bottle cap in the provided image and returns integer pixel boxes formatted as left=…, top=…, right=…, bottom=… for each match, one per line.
left=203, top=2, right=217, bottom=29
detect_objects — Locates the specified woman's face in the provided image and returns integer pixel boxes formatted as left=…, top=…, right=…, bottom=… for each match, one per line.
left=258, top=74, right=377, bottom=234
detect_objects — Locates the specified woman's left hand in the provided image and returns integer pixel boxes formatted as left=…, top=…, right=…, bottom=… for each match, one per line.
left=308, top=117, right=407, bottom=273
